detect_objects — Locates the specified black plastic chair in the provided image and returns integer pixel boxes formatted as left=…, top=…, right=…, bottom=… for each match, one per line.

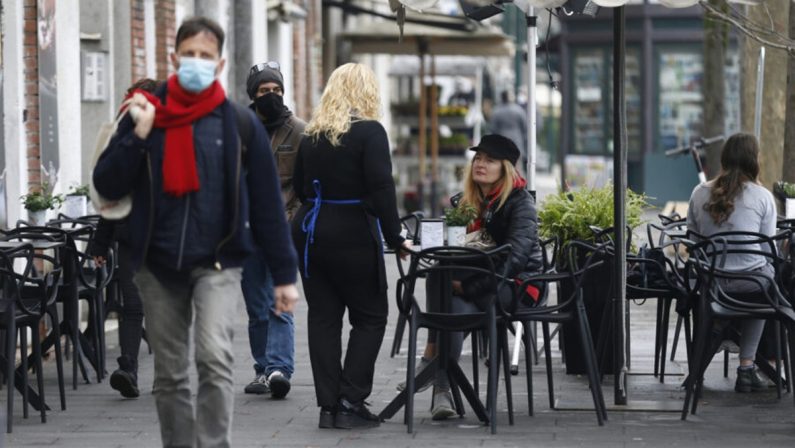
left=499, top=240, right=609, bottom=425
left=0, top=243, right=62, bottom=432
left=389, top=212, right=423, bottom=358
left=393, top=244, right=512, bottom=434
left=681, top=231, right=795, bottom=420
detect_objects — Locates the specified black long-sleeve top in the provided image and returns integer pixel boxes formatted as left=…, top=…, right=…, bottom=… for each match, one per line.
left=292, top=120, right=404, bottom=250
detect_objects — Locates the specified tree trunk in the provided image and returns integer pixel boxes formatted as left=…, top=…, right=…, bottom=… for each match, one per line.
left=703, top=0, right=727, bottom=180
left=741, top=1, right=790, bottom=189
left=783, top=4, right=795, bottom=182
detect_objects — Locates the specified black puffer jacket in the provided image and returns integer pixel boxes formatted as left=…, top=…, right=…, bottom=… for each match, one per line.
left=452, top=187, right=543, bottom=300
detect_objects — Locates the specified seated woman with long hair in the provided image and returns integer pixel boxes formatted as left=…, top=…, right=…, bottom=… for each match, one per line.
left=686, top=132, right=776, bottom=393
left=406, top=134, right=544, bottom=419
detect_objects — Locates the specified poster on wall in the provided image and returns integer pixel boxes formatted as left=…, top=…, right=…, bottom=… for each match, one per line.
left=38, top=0, right=59, bottom=186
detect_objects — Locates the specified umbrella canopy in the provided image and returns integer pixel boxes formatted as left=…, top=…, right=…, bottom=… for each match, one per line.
left=340, top=18, right=514, bottom=57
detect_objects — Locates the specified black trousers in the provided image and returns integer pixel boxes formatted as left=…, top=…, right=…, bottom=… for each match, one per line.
left=117, top=243, right=144, bottom=370
left=301, top=243, right=388, bottom=408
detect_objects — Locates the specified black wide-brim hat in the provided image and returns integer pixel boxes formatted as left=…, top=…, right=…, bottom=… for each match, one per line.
left=468, top=134, right=520, bottom=165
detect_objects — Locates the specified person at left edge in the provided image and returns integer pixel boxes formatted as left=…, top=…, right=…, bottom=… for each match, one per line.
left=92, top=16, right=299, bottom=448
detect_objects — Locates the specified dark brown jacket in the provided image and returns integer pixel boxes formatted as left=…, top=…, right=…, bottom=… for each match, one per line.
left=269, top=114, right=306, bottom=220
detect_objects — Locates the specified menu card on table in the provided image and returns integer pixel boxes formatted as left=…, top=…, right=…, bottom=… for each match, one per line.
left=420, top=219, right=445, bottom=250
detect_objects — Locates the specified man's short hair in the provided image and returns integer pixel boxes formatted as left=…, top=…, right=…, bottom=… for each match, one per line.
left=175, top=17, right=225, bottom=55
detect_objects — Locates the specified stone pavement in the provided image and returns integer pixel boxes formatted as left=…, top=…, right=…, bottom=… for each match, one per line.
left=5, top=253, right=795, bottom=448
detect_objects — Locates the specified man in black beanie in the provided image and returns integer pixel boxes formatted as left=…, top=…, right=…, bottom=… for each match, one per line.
left=241, top=61, right=306, bottom=399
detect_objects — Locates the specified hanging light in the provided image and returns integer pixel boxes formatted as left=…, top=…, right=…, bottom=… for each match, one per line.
left=658, top=0, right=699, bottom=7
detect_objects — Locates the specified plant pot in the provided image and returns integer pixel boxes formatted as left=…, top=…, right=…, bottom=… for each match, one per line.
left=786, top=198, right=795, bottom=220
left=28, top=209, right=47, bottom=226
left=559, top=252, right=615, bottom=375
left=446, top=226, right=466, bottom=246
left=63, top=195, right=88, bottom=218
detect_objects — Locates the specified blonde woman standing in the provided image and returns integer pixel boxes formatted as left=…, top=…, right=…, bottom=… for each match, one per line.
left=291, top=63, right=410, bottom=429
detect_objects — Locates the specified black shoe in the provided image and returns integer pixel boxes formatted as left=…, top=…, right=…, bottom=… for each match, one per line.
left=334, top=398, right=381, bottom=429
left=110, top=369, right=140, bottom=398
left=268, top=371, right=291, bottom=399
left=735, top=366, right=767, bottom=393
left=319, top=406, right=336, bottom=429
left=244, top=374, right=270, bottom=395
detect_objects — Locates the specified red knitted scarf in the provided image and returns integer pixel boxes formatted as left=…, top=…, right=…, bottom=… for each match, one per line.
left=129, top=75, right=226, bottom=197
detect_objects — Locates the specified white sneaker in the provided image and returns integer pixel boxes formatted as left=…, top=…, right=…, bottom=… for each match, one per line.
left=267, top=370, right=291, bottom=399
left=431, top=388, right=456, bottom=421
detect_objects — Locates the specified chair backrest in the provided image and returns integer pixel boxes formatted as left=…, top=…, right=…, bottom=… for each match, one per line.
left=685, top=234, right=793, bottom=316
left=0, top=243, right=62, bottom=318
left=510, top=240, right=609, bottom=317
left=395, top=245, right=512, bottom=317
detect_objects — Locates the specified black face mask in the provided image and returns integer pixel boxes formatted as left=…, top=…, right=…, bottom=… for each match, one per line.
left=254, top=93, right=285, bottom=123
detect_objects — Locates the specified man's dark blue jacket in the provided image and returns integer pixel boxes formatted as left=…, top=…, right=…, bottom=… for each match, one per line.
left=92, top=90, right=298, bottom=286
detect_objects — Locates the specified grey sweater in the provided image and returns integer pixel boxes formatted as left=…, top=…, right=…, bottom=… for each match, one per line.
left=686, top=181, right=777, bottom=271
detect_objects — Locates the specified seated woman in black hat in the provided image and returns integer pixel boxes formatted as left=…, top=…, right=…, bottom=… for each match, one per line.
left=399, top=134, right=544, bottom=420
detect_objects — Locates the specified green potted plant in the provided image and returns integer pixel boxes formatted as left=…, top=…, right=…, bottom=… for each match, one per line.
left=537, top=183, right=649, bottom=374
left=21, top=183, right=63, bottom=226
left=63, top=184, right=90, bottom=218
left=443, top=203, right=478, bottom=246
left=774, top=181, right=795, bottom=219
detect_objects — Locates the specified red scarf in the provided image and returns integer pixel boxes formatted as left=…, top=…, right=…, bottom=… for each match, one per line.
left=128, top=75, right=226, bottom=197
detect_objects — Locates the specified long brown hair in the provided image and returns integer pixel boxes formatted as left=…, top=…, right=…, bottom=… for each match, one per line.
left=704, top=133, right=760, bottom=225
left=459, top=158, right=518, bottom=213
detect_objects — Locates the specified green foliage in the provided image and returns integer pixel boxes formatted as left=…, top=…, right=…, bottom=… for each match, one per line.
left=775, top=181, right=795, bottom=199
left=444, top=203, right=479, bottom=227
left=20, top=183, right=63, bottom=212
left=538, top=184, right=649, bottom=259
left=68, top=184, right=90, bottom=197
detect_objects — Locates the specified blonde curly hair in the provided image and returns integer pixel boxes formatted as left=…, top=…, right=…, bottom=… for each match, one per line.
left=305, top=63, right=381, bottom=147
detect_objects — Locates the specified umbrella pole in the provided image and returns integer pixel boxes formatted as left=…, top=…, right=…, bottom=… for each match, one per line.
left=430, top=55, right=439, bottom=217
left=612, top=5, right=628, bottom=406
left=418, top=51, right=427, bottom=213
left=526, top=7, right=537, bottom=199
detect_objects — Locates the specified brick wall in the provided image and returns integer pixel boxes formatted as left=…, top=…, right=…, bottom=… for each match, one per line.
left=23, top=0, right=40, bottom=190
left=155, top=0, right=176, bottom=80
left=130, top=0, right=147, bottom=82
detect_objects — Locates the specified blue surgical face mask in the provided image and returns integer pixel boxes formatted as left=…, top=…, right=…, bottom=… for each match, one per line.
left=177, top=57, right=218, bottom=93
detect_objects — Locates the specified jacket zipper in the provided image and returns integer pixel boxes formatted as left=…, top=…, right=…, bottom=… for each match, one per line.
left=175, top=195, right=191, bottom=271
left=141, top=153, right=155, bottom=265
left=213, top=128, right=243, bottom=270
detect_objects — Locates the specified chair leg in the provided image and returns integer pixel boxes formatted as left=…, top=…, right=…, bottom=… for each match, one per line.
left=542, top=322, right=555, bottom=410
left=659, top=299, right=672, bottom=383
left=488, top=314, right=498, bottom=435
left=522, top=321, right=534, bottom=416
left=405, top=313, right=418, bottom=433
left=31, top=326, right=46, bottom=424
left=787, top=324, right=795, bottom=406
left=654, top=298, right=664, bottom=377
left=670, top=314, right=683, bottom=362
left=499, top=325, right=514, bottom=425
left=575, top=301, right=605, bottom=426
left=773, top=321, right=783, bottom=399
left=7, top=317, right=16, bottom=433
left=684, top=314, right=693, bottom=364
left=781, top=323, right=792, bottom=394
left=20, top=326, right=28, bottom=419
left=391, top=314, right=407, bottom=358
left=49, top=307, right=66, bottom=411
left=472, top=330, right=480, bottom=398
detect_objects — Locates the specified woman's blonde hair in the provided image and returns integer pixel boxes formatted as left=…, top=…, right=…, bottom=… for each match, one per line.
left=305, top=63, right=381, bottom=147
left=459, top=157, right=518, bottom=213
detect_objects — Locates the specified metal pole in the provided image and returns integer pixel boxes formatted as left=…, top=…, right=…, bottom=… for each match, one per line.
left=474, top=64, right=483, bottom=144
left=418, top=50, right=427, bottom=213
left=612, top=6, right=628, bottom=406
left=430, top=55, right=439, bottom=218
left=754, top=47, right=765, bottom=140
left=526, top=7, right=537, bottom=198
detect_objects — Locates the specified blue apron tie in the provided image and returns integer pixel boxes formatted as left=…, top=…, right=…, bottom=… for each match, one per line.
left=301, top=179, right=382, bottom=278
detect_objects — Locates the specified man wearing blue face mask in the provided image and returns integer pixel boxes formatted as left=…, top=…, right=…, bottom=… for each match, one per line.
left=93, top=16, right=299, bottom=448
left=240, top=62, right=306, bottom=399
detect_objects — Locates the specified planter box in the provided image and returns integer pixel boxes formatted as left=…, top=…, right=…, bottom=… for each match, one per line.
left=786, top=198, right=795, bottom=220
left=63, top=195, right=88, bottom=218
left=559, top=253, right=615, bottom=375
left=28, top=210, right=47, bottom=226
